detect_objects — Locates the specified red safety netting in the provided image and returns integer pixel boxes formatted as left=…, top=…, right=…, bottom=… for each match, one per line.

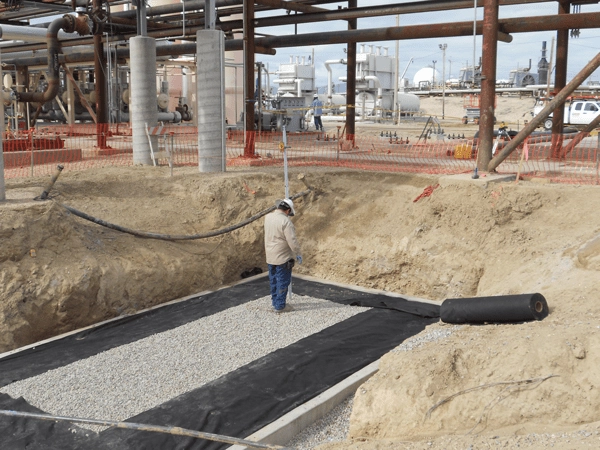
left=3, top=124, right=600, bottom=185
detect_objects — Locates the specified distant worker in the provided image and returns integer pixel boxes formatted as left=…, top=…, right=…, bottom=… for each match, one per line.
left=312, top=94, right=324, bottom=132
left=264, top=198, right=302, bottom=313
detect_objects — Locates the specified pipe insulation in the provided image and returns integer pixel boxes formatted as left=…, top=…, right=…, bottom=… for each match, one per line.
left=440, top=293, right=549, bottom=324
left=130, top=36, right=158, bottom=165
left=196, top=30, right=226, bottom=172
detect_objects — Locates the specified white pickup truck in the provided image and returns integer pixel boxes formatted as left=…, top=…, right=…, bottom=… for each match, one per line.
left=533, top=98, right=600, bottom=130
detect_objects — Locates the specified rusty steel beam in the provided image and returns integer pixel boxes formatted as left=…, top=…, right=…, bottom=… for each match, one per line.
left=254, top=0, right=326, bottom=13
left=346, top=0, right=357, bottom=141
left=560, top=113, right=600, bottom=158
left=219, top=0, right=553, bottom=31
left=243, top=0, right=255, bottom=157
left=477, top=0, right=500, bottom=172
left=551, top=0, right=570, bottom=158
left=219, top=12, right=600, bottom=51
left=487, top=52, right=600, bottom=172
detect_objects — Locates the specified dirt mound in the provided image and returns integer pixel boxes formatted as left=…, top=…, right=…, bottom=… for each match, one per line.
left=3, top=165, right=600, bottom=449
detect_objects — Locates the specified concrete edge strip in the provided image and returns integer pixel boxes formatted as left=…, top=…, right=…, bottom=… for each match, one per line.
left=227, top=359, right=381, bottom=450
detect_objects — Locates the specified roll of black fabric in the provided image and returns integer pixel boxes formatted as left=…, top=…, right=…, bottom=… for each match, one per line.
left=440, top=293, right=548, bottom=324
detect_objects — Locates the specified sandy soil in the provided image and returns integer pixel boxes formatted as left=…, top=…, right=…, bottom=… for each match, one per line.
left=3, top=95, right=600, bottom=449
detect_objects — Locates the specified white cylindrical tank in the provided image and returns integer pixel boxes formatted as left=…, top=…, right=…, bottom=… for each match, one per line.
left=396, top=93, right=420, bottom=113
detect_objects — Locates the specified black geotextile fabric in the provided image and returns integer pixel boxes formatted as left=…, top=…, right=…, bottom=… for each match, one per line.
left=441, top=293, right=549, bottom=323
left=0, top=277, right=439, bottom=449
left=0, top=394, right=98, bottom=450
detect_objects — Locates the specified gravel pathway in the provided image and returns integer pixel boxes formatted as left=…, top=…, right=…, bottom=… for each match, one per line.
left=284, top=325, right=459, bottom=449
left=1, top=295, right=369, bottom=431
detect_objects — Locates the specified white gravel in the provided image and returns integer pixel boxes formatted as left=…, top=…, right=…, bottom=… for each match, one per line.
left=284, top=325, right=460, bottom=449
left=0, top=295, right=369, bottom=431
left=285, top=395, right=354, bottom=449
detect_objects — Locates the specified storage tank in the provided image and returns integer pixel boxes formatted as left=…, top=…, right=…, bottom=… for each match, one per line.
left=397, top=93, right=420, bottom=114
left=413, top=67, right=440, bottom=89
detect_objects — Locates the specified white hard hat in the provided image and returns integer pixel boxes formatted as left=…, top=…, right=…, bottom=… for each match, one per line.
left=278, top=198, right=295, bottom=216
left=313, top=93, right=319, bottom=98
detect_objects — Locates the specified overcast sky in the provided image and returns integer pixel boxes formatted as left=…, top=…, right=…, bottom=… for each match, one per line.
left=255, top=0, right=600, bottom=91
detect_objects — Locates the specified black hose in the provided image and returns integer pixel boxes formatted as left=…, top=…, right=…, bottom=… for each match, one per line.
left=55, top=189, right=312, bottom=241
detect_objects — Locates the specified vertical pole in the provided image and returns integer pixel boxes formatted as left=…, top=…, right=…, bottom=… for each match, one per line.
left=204, top=0, right=216, bottom=30
left=440, top=44, right=447, bottom=119
left=393, top=15, right=400, bottom=124
left=346, top=0, right=357, bottom=144
left=243, top=0, right=256, bottom=157
left=473, top=0, right=477, bottom=85
left=93, top=8, right=108, bottom=149
left=476, top=0, right=498, bottom=172
left=282, top=122, right=292, bottom=300
left=0, top=49, right=5, bottom=202
left=551, top=0, right=570, bottom=159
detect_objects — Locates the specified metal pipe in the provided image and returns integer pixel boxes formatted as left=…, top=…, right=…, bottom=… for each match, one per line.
left=3, top=12, right=600, bottom=65
left=17, top=15, right=91, bottom=104
left=488, top=51, right=600, bottom=172
left=39, top=165, right=64, bottom=200
left=324, top=59, right=346, bottom=105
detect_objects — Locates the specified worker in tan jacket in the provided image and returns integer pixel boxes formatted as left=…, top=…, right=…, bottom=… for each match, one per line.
left=264, top=198, right=302, bottom=313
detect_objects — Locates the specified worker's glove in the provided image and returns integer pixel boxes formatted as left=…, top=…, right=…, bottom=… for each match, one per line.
left=296, top=255, right=303, bottom=265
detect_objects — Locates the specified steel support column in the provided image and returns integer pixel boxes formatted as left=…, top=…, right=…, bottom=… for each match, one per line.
left=477, top=0, right=499, bottom=171
left=551, top=0, right=569, bottom=158
left=243, top=0, right=255, bottom=157
left=346, top=0, right=357, bottom=142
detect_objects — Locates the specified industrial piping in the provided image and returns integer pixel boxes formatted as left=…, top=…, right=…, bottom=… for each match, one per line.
left=324, top=59, right=346, bottom=105
left=16, top=15, right=91, bottom=104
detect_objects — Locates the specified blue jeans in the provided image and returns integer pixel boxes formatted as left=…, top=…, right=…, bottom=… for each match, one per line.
left=314, top=116, right=323, bottom=131
left=268, top=263, right=292, bottom=310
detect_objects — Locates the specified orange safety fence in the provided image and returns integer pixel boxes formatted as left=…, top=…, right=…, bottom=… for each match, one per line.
left=2, top=124, right=600, bottom=185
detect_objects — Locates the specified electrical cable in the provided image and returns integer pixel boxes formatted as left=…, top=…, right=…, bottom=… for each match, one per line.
left=54, top=188, right=312, bottom=241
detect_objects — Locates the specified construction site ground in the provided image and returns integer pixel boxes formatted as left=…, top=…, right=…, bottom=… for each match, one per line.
left=2, top=95, right=600, bottom=449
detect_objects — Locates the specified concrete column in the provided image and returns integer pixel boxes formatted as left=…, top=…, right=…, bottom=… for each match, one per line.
left=197, top=29, right=226, bottom=172
left=130, top=36, right=158, bottom=165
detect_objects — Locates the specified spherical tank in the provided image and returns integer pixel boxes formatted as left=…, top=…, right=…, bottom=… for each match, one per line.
left=413, top=67, right=440, bottom=87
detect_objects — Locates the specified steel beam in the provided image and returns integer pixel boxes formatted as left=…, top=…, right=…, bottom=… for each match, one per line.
left=243, top=0, right=255, bottom=157
left=477, top=0, right=499, bottom=171
left=346, top=0, right=357, bottom=141
left=488, top=52, right=600, bottom=172
left=551, top=0, right=570, bottom=158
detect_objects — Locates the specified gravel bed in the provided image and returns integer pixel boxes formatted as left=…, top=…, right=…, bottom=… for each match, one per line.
left=283, top=326, right=460, bottom=449
left=285, top=395, right=354, bottom=449
left=391, top=325, right=461, bottom=353
left=1, top=295, right=369, bottom=431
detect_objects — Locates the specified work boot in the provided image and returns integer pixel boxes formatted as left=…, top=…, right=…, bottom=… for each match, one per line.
left=274, top=304, right=294, bottom=314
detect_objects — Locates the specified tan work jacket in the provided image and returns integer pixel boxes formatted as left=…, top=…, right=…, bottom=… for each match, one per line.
left=264, top=210, right=301, bottom=266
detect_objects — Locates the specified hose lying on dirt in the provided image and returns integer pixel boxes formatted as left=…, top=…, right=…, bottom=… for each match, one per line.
left=55, top=189, right=312, bottom=241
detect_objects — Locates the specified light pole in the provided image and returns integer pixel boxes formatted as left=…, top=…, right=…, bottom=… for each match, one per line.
left=432, top=60, right=437, bottom=89
left=439, top=43, right=447, bottom=119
